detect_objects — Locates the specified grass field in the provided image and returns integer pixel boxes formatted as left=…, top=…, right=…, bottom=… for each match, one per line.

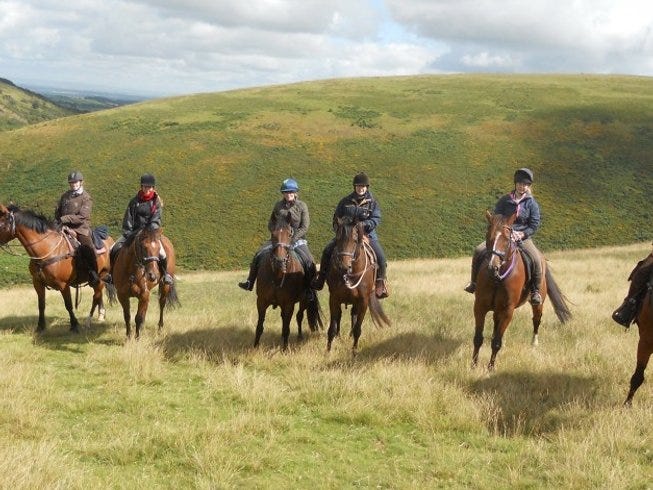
left=1, top=242, right=651, bottom=488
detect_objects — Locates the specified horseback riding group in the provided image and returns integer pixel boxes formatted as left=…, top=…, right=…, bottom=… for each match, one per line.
left=1, top=166, right=651, bottom=402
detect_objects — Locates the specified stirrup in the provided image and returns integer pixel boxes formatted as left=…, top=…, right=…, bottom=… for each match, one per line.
left=612, top=298, right=637, bottom=327
left=311, top=274, right=326, bottom=291
left=163, top=273, right=174, bottom=285
left=530, top=290, right=542, bottom=305
left=238, top=280, right=253, bottom=291
left=375, top=279, right=389, bottom=299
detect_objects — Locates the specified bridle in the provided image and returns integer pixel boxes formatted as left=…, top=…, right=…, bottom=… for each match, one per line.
left=270, top=226, right=293, bottom=285
left=336, top=222, right=373, bottom=289
left=489, top=224, right=518, bottom=281
left=0, top=209, right=68, bottom=261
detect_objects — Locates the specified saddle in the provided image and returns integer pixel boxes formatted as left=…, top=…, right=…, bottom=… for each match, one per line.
left=518, top=246, right=534, bottom=286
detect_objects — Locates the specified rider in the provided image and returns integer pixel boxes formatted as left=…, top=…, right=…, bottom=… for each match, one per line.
left=109, top=173, right=173, bottom=285
left=238, top=178, right=316, bottom=291
left=612, top=248, right=653, bottom=327
left=464, top=167, right=543, bottom=305
left=311, top=172, right=389, bottom=299
left=54, top=171, right=100, bottom=287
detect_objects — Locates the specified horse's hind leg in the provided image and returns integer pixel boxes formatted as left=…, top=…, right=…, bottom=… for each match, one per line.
left=280, top=305, right=294, bottom=351
left=86, top=285, right=105, bottom=328
left=254, top=301, right=267, bottom=348
left=296, top=304, right=305, bottom=341
left=158, top=285, right=167, bottom=332
left=624, top=337, right=652, bottom=406
left=531, top=304, right=543, bottom=347
left=351, top=303, right=368, bottom=357
left=327, top=298, right=342, bottom=352
left=62, top=286, right=80, bottom=333
left=118, top=295, right=132, bottom=338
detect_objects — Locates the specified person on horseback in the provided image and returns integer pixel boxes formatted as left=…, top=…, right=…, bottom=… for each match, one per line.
left=54, top=171, right=100, bottom=287
left=238, top=178, right=317, bottom=291
left=464, top=167, right=543, bottom=305
left=311, top=172, right=389, bottom=299
left=612, top=249, right=653, bottom=327
left=109, top=173, right=173, bottom=285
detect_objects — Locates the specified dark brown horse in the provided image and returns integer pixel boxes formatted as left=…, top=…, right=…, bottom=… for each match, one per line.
left=472, top=211, right=571, bottom=370
left=0, top=203, right=114, bottom=332
left=624, top=251, right=653, bottom=406
left=253, top=219, right=322, bottom=350
left=107, top=226, right=179, bottom=339
left=326, top=217, right=391, bottom=355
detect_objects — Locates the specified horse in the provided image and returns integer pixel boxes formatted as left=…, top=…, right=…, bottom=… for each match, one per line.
left=624, top=258, right=653, bottom=406
left=326, top=217, right=391, bottom=355
left=253, top=218, right=322, bottom=350
left=472, top=211, right=572, bottom=370
left=106, top=226, right=179, bottom=339
left=0, top=203, right=114, bottom=333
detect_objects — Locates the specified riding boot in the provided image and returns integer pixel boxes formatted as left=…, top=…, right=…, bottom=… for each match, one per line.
left=464, top=249, right=484, bottom=294
left=311, top=249, right=332, bottom=290
left=159, top=256, right=174, bottom=285
left=375, top=278, right=389, bottom=299
left=238, top=256, right=258, bottom=291
left=612, top=260, right=653, bottom=327
left=530, top=263, right=543, bottom=305
left=80, top=245, right=100, bottom=287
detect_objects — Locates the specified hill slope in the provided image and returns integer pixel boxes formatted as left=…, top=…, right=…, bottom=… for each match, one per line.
left=0, top=78, right=74, bottom=130
left=0, top=74, right=651, bottom=281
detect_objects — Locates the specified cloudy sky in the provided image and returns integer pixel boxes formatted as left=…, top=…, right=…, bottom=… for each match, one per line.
left=1, top=0, right=652, bottom=97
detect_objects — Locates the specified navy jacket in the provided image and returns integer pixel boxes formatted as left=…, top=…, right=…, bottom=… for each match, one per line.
left=494, top=192, right=540, bottom=239
left=333, top=190, right=382, bottom=241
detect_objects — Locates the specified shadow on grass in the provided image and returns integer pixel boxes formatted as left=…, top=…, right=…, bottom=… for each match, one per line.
left=353, top=331, right=463, bottom=364
left=469, top=370, right=599, bottom=437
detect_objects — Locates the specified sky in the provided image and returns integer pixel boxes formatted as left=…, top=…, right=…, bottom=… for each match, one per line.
left=1, top=0, right=652, bottom=97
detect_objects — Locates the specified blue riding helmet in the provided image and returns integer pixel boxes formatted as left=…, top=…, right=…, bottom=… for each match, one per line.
left=280, top=178, right=299, bottom=193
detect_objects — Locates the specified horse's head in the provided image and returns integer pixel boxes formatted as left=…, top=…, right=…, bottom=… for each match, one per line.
left=334, top=216, right=363, bottom=274
left=135, top=225, right=163, bottom=283
left=486, top=211, right=517, bottom=281
left=0, top=204, right=16, bottom=245
left=269, top=217, right=293, bottom=274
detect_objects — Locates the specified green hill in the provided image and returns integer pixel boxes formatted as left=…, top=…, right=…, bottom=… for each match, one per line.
left=0, top=78, right=74, bottom=130
left=0, top=74, right=651, bottom=285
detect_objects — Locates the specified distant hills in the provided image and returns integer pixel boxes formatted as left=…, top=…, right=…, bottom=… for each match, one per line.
left=0, top=74, right=651, bottom=285
left=0, top=78, right=73, bottom=130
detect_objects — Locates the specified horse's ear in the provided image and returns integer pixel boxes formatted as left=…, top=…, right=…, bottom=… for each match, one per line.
left=485, top=210, right=492, bottom=223
left=336, top=217, right=344, bottom=226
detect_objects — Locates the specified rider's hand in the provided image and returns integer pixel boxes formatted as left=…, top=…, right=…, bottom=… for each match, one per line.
left=514, top=231, right=525, bottom=241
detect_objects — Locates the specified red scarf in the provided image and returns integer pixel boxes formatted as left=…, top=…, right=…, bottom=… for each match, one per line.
left=138, top=190, right=158, bottom=214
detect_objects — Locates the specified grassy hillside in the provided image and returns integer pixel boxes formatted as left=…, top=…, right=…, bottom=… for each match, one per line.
left=0, top=74, right=651, bottom=283
left=0, top=244, right=651, bottom=488
left=0, top=78, right=74, bottom=130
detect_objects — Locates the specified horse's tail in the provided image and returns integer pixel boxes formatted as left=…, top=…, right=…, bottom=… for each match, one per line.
left=368, top=294, right=391, bottom=328
left=162, top=280, right=181, bottom=309
left=545, top=266, right=572, bottom=324
left=105, top=281, right=117, bottom=305
left=306, top=291, right=324, bottom=331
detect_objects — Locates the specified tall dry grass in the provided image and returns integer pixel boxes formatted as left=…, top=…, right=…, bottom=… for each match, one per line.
left=0, top=243, right=651, bottom=488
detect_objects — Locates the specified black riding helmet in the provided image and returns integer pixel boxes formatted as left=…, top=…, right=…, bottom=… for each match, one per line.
left=140, top=173, right=156, bottom=186
left=514, top=168, right=534, bottom=184
left=353, top=172, right=370, bottom=186
left=68, top=171, right=84, bottom=183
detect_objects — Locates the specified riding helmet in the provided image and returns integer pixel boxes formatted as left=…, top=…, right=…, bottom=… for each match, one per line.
left=280, top=178, right=299, bottom=193
left=140, top=173, right=156, bottom=186
left=67, top=171, right=84, bottom=183
left=353, top=172, right=370, bottom=186
left=514, top=168, right=534, bottom=184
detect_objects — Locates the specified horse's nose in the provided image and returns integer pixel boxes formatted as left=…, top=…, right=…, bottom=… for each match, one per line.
left=147, top=271, right=157, bottom=283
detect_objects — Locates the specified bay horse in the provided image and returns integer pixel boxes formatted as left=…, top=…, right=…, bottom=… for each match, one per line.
left=326, top=217, right=391, bottom=355
left=107, top=226, right=179, bottom=339
left=0, top=203, right=114, bottom=333
left=253, top=218, right=322, bottom=350
left=624, top=250, right=653, bottom=406
left=472, top=211, right=571, bottom=370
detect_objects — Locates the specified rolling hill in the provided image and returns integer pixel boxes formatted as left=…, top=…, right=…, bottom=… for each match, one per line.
left=0, top=78, right=74, bottom=130
left=0, top=74, right=651, bottom=285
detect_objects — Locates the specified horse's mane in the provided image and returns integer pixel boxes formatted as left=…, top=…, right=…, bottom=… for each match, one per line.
left=7, top=204, right=55, bottom=234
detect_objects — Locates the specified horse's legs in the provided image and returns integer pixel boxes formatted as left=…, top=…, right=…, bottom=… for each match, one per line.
left=296, top=303, right=305, bottom=341
left=472, top=302, right=487, bottom=367
left=280, top=304, right=295, bottom=351
left=86, top=284, right=105, bottom=328
left=33, top=281, right=47, bottom=333
left=118, top=294, right=132, bottom=338
left=624, top=336, right=652, bottom=406
left=61, top=286, right=80, bottom=333
left=254, top=300, right=267, bottom=348
left=531, top=303, right=544, bottom=347
left=351, top=302, right=368, bottom=356
left=158, top=284, right=167, bottom=331
left=134, top=292, right=150, bottom=339
left=488, top=307, right=515, bottom=371
left=327, top=297, right=342, bottom=352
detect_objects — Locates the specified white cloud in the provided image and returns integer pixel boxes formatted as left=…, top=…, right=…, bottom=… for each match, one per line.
left=0, top=0, right=651, bottom=96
